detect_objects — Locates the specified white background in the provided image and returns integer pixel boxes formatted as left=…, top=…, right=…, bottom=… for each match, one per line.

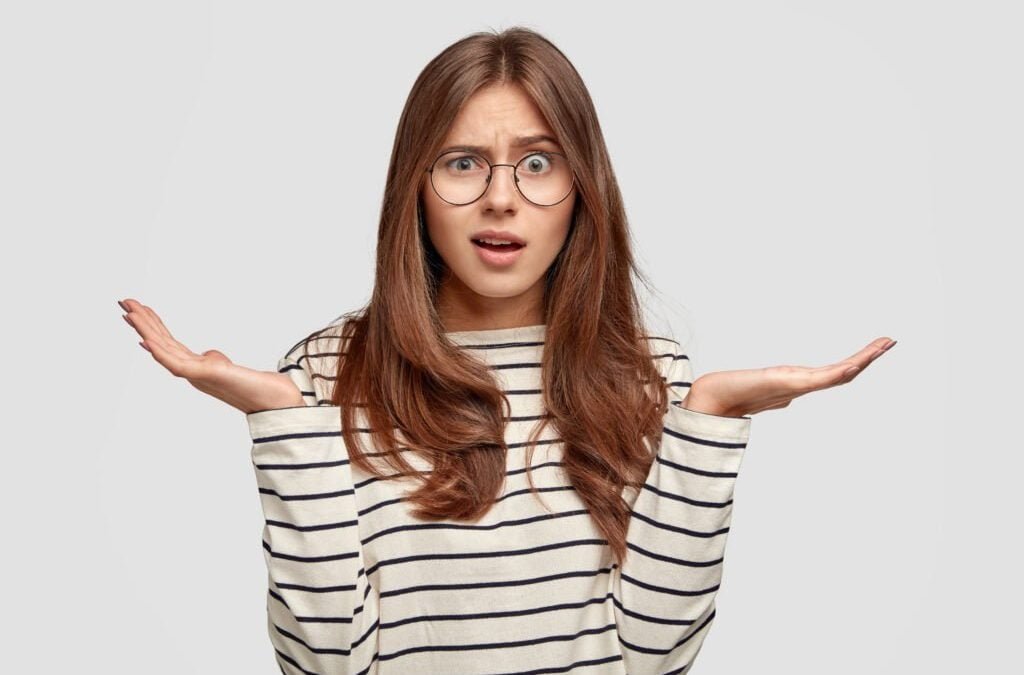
left=2, top=1, right=1019, bottom=672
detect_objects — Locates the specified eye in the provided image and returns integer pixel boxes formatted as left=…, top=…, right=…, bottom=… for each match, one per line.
left=518, top=152, right=554, bottom=175
left=444, top=153, right=487, bottom=174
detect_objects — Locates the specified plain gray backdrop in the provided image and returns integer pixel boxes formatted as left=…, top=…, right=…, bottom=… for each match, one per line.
left=3, top=1, right=1020, bottom=673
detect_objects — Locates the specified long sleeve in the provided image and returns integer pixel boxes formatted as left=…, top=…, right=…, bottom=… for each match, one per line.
left=612, top=341, right=752, bottom=673
left=246, top=351, right=380, bottom=674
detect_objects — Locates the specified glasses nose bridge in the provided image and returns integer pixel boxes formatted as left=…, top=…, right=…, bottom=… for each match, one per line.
left=484, top=161, right=520, bottom=198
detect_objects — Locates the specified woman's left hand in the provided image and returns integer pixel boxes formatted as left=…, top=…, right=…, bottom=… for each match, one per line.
left=681, top=337, right=897, bottom=418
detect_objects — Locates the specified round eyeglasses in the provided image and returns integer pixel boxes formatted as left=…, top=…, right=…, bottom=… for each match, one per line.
left=425, top=150, right=576, bottom=207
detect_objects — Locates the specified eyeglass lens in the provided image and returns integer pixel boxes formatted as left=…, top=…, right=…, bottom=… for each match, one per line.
left=430, top=151, right=573, bottom=206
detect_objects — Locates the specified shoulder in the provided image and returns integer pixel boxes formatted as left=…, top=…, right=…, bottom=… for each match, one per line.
left=282, top=316, right=349, bottom=364
left=279, top=315, right=353, bottom=404
left=642, top=332, right=685, bottom=380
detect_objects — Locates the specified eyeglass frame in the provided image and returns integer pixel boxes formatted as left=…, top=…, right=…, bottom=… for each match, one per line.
left=423, top=149, right=577, bottom=207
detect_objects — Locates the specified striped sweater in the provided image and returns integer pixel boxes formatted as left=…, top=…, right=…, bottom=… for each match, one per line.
left=245, top=322, right=752, bottom=674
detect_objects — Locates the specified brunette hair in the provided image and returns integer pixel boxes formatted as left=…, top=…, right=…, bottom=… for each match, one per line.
left=298, top=26, right=671, bottom=568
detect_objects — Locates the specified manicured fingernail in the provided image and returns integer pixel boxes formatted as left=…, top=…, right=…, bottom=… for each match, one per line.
left=122, top=314, right=132, bottom=325
left=844, top=366, right=860, bottom=376
left=884, top=340, right=897, bottom=350
left=117, top=300, right=127, bottom=311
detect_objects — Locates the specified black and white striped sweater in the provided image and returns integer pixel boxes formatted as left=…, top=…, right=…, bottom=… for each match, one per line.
left=246, top=322, right=752, bottom=674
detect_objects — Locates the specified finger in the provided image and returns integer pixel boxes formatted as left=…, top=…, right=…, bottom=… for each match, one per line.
left=810, top=337, right=893, bottom=377
left=124, top=312, right=195, bottom=370
left=794, top=361, right=862, bottom=393
left=123, top=301, right=190, bottom=357
left=843, top=337, right=895, bottom=368
left=138, top=334, right=185, bottom=375
left=867, top=339, right=896, bottom=363
left=121, top=299, right=150, bottom=337
left=139, top=302, right=174, bottom=340
left=122, top=304, right=162, bottom=343
left=772, top=337, right=894, bottom=397
left=802, top=338, right=888, bottom=374
left=123, top=299, right=173, bottom=341
left=136, top=330, right=199, bottom=378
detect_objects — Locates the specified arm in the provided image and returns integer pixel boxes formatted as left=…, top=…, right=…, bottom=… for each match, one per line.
left=247, top=351, right=380, bottom=674
left=277, top=346, right=321, bottom=408
left=611, top=341, right=752, bottom=673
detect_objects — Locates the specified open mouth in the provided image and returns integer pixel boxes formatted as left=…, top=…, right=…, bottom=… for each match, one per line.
left=472, top=239, right=525, bottom=252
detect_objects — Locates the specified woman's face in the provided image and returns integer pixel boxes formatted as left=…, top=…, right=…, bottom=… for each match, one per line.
left=421, top=82, right=577, bottom=330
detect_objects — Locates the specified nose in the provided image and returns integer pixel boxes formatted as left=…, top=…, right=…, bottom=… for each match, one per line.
left=481, top=164, right=520, bottom=209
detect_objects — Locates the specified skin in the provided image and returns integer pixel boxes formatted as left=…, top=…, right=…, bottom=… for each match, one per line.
left=117, top=299, right=304, bottom=413
left=117, top=84, right=896, bottom=417
left=423, top=82, right=576, bottom=332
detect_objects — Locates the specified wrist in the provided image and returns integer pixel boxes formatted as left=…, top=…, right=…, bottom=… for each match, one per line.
left=680, top=392, right=738, bottom=418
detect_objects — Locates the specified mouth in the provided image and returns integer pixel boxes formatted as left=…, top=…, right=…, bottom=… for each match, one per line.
left=469, top=229, right=527, bottom=250
left=471, top=239, right=526, bottom=252
left=470, top=237, right=526, bottom=267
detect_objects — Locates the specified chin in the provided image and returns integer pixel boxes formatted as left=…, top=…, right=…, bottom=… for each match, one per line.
left=465, top=280, right=533, bottom=299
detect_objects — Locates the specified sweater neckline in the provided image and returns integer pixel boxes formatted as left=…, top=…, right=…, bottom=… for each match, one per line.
left=444, top=323, right=546, bottom=346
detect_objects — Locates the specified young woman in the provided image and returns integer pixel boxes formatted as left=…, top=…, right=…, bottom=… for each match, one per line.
left=118, top=26, right=894, bottom=675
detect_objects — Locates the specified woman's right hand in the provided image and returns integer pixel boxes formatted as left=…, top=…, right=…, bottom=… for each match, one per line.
left=118, top=298, right=306, bottom=413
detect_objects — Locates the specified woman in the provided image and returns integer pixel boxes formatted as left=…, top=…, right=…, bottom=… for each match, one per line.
left=118, top=26, right=894, bottom=675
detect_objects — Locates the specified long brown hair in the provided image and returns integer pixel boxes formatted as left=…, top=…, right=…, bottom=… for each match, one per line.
left=298, top=26, right=670, bottom=568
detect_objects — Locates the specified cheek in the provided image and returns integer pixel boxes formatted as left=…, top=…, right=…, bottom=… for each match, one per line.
left=537, top=228, right=570, bottom=260
left=421, top=192, right=453, bottom=251
left=425, top=220, right=456, bottom=257
left=535, top=208, right=574, bottom=259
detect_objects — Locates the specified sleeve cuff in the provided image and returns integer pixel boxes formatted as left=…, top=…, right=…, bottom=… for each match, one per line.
left=245, top=404, right=342, bottom=441
left=667, top=400, right=752, bottom=443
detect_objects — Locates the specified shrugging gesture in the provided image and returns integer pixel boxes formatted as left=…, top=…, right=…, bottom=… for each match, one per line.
left=682, top=337, right=897, bottom=418
left=118, top=298, right=304, bottom=413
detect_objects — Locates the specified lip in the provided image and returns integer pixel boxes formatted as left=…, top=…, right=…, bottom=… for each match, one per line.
left=471, top=239, right=526, bottom=267
left=469, top=229, right=527, bottom=246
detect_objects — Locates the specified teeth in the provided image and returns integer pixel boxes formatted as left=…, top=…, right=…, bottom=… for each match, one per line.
left=476, top=238, right=516, bottom=246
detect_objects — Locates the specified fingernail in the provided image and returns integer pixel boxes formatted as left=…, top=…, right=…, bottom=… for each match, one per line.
left=117, top=300, right=127, bottom=311
left=884, top=340, right=897, bottom=350
left=844, top=366, right=860, bottom=376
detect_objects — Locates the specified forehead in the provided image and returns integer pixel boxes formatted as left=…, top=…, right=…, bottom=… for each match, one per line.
left=442, top=83, right=557, bottom=146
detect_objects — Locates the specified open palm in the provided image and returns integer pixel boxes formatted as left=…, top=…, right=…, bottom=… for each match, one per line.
left=683, top=337, right=897, bottom=418
left=118, top=298, right=304, bottom=413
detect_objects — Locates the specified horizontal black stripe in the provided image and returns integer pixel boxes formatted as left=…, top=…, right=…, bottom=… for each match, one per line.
left=617, top=570, right=720, bottom=597
left=656, top=453, right=740, bottom=479
left=273, top=646, right=319, bottom=675
left=484, top=652, right=625, bottom=675
left=638, top=479, right=734, bottom=508
left=273, top=615, right=380, bottom=656
left=662, top=423, right=748, bottom=450
left=269, top=588, right=366, bottom=625
left=253, top=325, right=749, bottom=673
left=263, top=538, right=360, bottom=564
left=258, top=485, right=354, bottom=502
left=619, top=607, right=716, bottom=656
left=380, top=591, right=613, bottom=629
left=610, top=593, right=698, bottom=627
left=376, top=622, right=618, bottom=662
left=627, top=509, right=731, bottom=539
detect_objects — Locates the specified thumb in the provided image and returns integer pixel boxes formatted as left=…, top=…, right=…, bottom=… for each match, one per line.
left=200, top=349, right=233, bottom=366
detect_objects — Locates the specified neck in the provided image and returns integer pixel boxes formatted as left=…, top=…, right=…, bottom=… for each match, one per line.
left=435, top=272, right=545, bottom=332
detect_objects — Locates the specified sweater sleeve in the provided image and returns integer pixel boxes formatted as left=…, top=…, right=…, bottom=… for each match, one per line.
left=246, top=351, right=380, bottom=674
left=611, top=340, right=751, bottom=673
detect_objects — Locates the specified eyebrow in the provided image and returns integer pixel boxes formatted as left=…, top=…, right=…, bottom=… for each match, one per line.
left=440, top=134, right=561, bottom=155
